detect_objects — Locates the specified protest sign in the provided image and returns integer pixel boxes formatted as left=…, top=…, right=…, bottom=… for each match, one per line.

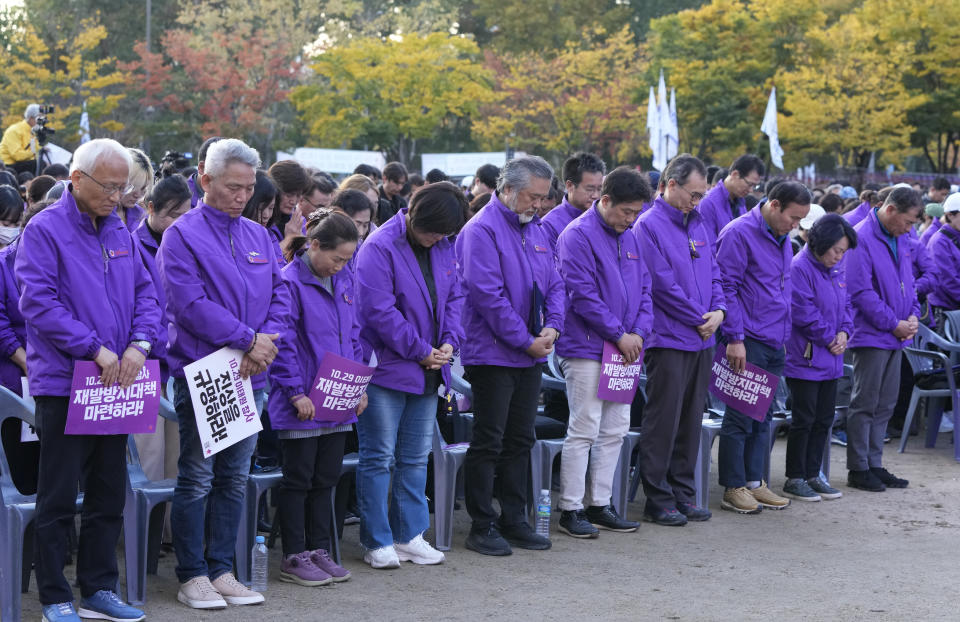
left=65, top=360, right=161, bottom=435
left=597, top=341, right=644, bottom=404
left=184, top=347, right=261, bottom=457
left=308, top=352, right=375, bottom=424
left=708, top=349, right=778, bottom=422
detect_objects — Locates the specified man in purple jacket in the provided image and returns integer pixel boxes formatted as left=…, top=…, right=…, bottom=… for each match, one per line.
left=716, top=181, right=811, bottom=514
left=17, top=139, right=159, bottom=622
left=698, top=153, right=765, bottom=244
left=457, top=156, right=565, bottom=556
left=928, top=194, right=960, bottom=332
left=554, top=166, right=651, bottom=538
left=158, top=139, right=286, bottom=609
left=845, top=187, right=922, bottom=491
left=540, top=152, right=606, bottom=250
left=634, top=154, right=726, bottom=526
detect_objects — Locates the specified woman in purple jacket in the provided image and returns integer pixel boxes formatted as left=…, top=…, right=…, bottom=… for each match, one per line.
left=355, top=182, right=465, bottom=569
left=268, top=210, right=363, bottom=586
left=117, top=147, right=153, bottom=231
left=783, top=214, right=857, bottom=502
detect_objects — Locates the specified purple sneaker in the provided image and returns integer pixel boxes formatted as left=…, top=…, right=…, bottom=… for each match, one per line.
left=280, top=551, right=333, bottom=586
left=310, top=548, right=352, bottom=582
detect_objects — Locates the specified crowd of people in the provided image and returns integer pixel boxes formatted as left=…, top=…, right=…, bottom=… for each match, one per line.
left=2, top=111, right=957, bottom=622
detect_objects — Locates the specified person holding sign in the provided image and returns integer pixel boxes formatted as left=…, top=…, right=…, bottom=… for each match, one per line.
left=783, top=213, right=857, bottom=501
left=633, top=154, right=726, bottom=526
left=16, top=138, right=160, bottom=622
left=716, top=181, right=811, bottom=514
left=844, top=187, right=923, bottom=492
left=355, top=182, right=465, bottom=569
left=553, top=166, right=651, bottom=538
left=267, top=209, right=364, bottom=585
left=158, top=139, right=286, bottom=609
left=456, top=156, right=565, bottom=556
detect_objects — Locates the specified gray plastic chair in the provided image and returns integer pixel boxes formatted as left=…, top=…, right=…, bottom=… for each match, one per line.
left=235, top=467, right=282, bottom=585
left=694, top=417, right=723, bottom=508
left=123, top=395, right=177, bottom=605
left=431, top=420, right=468, bottom=551
left=900, top=324, right=960, bottom=461
left=612, top=429, right=642, bottom=515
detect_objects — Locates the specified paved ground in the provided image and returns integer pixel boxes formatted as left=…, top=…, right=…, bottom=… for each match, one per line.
left=16, top=433, right=960, bottom=622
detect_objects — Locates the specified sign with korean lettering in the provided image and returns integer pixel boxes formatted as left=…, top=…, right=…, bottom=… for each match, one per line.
left=708, top=349, right=778, bottom=422
left=184, top=347, right=261, bottom=457
left=65, top=360, right=161, bottom=435
left=596, top=341, right=644, bottom=404
left=308, top=352, right=374, bottom=424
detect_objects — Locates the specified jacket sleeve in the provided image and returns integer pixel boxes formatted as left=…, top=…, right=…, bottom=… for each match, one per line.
left=15, top=220, right=100, bottom=359
left=267, top=279, right=304, bottom=397
left=459, top=223, right=535, bottom=352
left=933, top=236, right=960, bottom=307
left=557, top=229, right=622, bottom=342
left=630, top=249, right=654, bottom=339
left=790, top=263, right=836, bottom=347
left=438, top=247, right=465, bottom=351
left=716, top=227, right=748, bottom=342
left=637, top=221, right=711, bottom=330
left=127, top=242, right=161, bottom=345
left=912, top=236, right=938, bottom=299
left=356, top=241, right=433, bottom=363
left=543, top=249, right=565, bottom=334
left=846, top=245, right=900, bottom=333
left=0, top=269, right=22, bottom=358
left=157, top=227, right=255, bottom=352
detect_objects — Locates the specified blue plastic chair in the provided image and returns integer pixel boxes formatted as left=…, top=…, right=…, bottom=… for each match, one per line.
left=235, top=466, right=283, bottom=586
left=900, top=325, right=960, bottom=461
left=123, top=394, right=177, bottom=605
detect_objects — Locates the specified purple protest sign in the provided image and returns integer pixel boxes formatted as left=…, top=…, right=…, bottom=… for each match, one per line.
left=65, top=360, right=161, bottom=435
left=308, top=352, right=375, bottom=424
left=708, top=349, right=778, bottom=422
left=597, top=341, right=643, bottom=404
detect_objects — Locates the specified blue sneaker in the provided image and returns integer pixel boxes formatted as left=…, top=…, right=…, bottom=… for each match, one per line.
left=42, top=602, right=81, bottom=622
left=77, top=590, right=145, bottom=622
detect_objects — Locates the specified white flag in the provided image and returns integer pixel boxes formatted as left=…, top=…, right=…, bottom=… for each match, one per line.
left=653, top=71, right=669, bottom=171
left=797, top=168, right=803, bottom=182
left=867, top=151, right=876, bottom=174
left=647, top=86, right=659, bottom=160
left=805, top=163, right=816, bottom=185
left=666, top=88, right=679, bottom=160
left=760, top=87, right=784, bottom=170
left=79, top=101, right=91, bottom=144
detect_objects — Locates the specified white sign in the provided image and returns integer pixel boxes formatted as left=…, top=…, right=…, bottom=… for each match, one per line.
left=420, top=152, right=525, bottom=178
left=184, top=347, right=261, bottom=457
left=277, top=148, right=386, bottom=175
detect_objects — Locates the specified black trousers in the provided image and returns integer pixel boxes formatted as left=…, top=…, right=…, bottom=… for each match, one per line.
left=463, top=364, right=541, bottom=527
left=277, top=432, right=347, bottom=555
left=784, top=378, right=838, bottom=480
left=34, top=396, right=127, bottom=605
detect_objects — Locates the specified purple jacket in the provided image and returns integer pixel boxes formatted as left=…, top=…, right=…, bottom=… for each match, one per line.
left=920, top=217, right=942, bottom=248
left=121, top=204, right=146, bottom=232
left=357, top=209, right=464, bottom=393
left=698, top=180, right=745, bottom=243
left=157, top=201, right=287, bottom=389
left=909, top=228, right=938, bottom=299
left=843, top=201, right=871, bottom=227
left=634, top=197, right=725, bottom=351
left=784, top=247, right=853, bottom=381
left=0, top=240, right=25, bottom=395
left=456, top=192, right=564, bottom=367
left=268, top=255, right=362, bottom=430
left=847, top=209, right=921, bottom=350
left=133, top=221, right=170, bottom=383
left=16, top=189, right=160, bottom=396
left=716, top=205, right=792, bottom=348
left=556, top=205, right=653, bottom=361
left=188, top=174, right=201, bottom=208
left=540, top=196, right=583, bottom=251
left=927, top=224, right=960, bottom=309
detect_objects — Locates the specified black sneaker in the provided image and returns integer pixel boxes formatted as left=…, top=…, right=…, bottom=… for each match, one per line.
left=585, top=505, right=639, bottom=532
left=847, top=469, right=886, bottom=492
left=676, top=501, right=712, bottom=522
left=465, top=523, right=512, bottom=556
left=558, top=510, right=599, bottom=539
left=497, top=520, right=551, bottom=550
left=643, top=502, right=688, bottom=526
left=870, top=467, right=909, bottom=488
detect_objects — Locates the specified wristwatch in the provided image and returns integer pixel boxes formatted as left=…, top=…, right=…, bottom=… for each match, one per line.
left=130, top=340, right=152, bottom=355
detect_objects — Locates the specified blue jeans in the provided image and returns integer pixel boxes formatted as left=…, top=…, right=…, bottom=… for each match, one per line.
left=170, top=377, right=263, bottom=582
left=356, top=383, right=436, bottom=549
left=717, top=338, right=785, bottom=488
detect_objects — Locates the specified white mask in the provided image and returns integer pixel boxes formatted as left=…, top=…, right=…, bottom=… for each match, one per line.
left=0, top=226, right=19, bottom=245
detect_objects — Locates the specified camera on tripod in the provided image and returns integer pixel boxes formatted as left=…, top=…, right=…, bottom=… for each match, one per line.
left=31, top=104, right=55, bottom=145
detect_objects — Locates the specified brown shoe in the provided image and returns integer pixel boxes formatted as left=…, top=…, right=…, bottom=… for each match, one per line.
left=749, top=481, right=791, bottom=510
left=721, top=487, right=762, bottom=514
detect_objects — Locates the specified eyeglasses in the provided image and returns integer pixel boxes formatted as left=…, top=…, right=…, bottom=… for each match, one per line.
left=674, top=183, right=704, bottom=205
left=300, top=195, right=329, bottom=211
left=80, top=171, right=133, bottom=198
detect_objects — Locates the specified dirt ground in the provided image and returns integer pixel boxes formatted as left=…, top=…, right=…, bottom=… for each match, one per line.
left=16, top=433, right=960, bottom=622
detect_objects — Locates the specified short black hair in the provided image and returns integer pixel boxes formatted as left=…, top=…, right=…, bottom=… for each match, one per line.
left=601, top=166, right=652, bottom=207
left=932, top=177, right=951, bottom=191
left=147, top=174, right=191, bottom=216
left=807, top=213, right=858, bottom=257
left=425, top=169, right=448, bottom=184
left=768, top=181, right=812, bottom=210
left=408, top=173, right=425, bottom=188
left=820, top=193, right=844, bottom=213
left=0, top=185, right=23, bottom=224
left=41, top=163, right=68, bottom=178
left=408, top=181, right=466, bottom=236
left=309, top=172, right=337, bottom=195
left=765, top=177, right=784, bottom=196
left=382, top=162, right=408, bottom=184
left=729, top=154, right=765, bottom=179
left=706, top=165, right=719, bottom=185
left=711, top=167, right=728, bottom=186
left=198, top=136, right=222, bottom=163
left=475, top=164, right=500, bottom=189
left=332, top=188, right=375, bottom=221
left=242, top=170, right=277, bottom=222
left=660, top=153, right=707, bottom=190
left=562, top=152, right=606, bottom=186
left=883, top=186, right=923, bottom=214
left=0, top=171, right=17, bottom=189
left=354, top=163, right=382, bottom=180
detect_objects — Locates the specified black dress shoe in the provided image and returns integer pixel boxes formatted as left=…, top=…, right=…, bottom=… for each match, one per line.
left=465, top=523, right=512, bottom=556
left=558, top=510, right=599, bottom=539
left=847, top=469, right=886, bottom=492
left=497, top=521, right=551, bottom=550
left=585, top=505, right=639, bottom=532
left=676, top=501, right=712, bottom=522
left=870, top=467, right=908, bottom=488
left=643, top=503, right=688, bottom=526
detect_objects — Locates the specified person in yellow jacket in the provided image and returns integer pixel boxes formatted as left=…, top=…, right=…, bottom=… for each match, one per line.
left=0, top=104, right=40, bottom=175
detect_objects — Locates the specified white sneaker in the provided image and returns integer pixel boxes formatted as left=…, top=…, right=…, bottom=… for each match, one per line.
left=394, top=534, right=445, bottom=565
left=210, top=572, right=264, bottom=605
left=177, top=575, right=227, bottom=609
left=363, top=545, right=400, bottom=569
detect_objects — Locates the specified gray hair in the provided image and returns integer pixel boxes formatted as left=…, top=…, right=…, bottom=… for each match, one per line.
left=660, top=153, right=707, bottom=189
left=204, top=138, right=261, bottom=178
left=497, top=156, right=554, bottom=193
left=24, top=104, right=40, bottom=120
left=70, top=138, right=133, bottom=176
left=882, top=186, right=923, bottom=214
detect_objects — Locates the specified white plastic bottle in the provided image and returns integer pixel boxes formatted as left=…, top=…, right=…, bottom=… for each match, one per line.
left=251, top=535, right=268, bottom=592
left=535, top=489, right=552, bottom=539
